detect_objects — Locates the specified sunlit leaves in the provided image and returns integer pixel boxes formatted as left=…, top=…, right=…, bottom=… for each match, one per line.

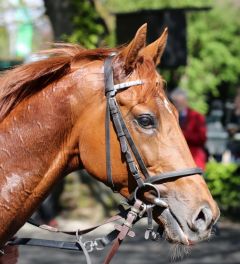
left=206, top=161, right=240, bottom=212
left=103, top=0, right=212, bottom=13
left=65, top=0, right=105, bottom=49
left=179, top=2, right=240, bottom=113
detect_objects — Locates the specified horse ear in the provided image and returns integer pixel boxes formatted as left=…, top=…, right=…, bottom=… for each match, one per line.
left=140, top=27, right=168, bottom=66
left=119, top=23, right=147, bottom=73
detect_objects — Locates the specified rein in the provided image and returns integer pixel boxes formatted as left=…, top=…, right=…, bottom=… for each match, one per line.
left=6, top=55, right=203, bottom=264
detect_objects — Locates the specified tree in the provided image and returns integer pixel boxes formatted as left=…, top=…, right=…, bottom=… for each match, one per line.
left=44, top=0, right=74, bottom=40
left=179, top=1, right=240, bottom=112
left=100, top=0, right=240, bottom=113
left=103, top=0, right=212, bottom=12
left=55, top=0, right=240, bottom=112
left=65, top=0, right=106, bottom=49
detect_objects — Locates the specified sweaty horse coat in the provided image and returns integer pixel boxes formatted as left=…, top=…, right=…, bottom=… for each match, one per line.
left=0, top=24, right=219, bottom=254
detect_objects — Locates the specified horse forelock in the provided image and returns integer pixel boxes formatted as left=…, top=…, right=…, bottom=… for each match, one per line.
left=135, top=58, right=166, bottom=102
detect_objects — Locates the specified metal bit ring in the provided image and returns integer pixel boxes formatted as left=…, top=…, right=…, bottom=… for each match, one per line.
left=134, top=183, right=160, bottom=203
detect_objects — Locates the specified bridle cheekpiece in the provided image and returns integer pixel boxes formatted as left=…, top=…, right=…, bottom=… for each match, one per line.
left=104, top=54, right=203, bottom=194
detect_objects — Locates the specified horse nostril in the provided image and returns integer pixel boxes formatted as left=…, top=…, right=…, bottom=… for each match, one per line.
left=191, top=206, right=213, bottom=233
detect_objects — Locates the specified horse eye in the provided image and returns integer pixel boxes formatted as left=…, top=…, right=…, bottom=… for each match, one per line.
left=137, top=115, right=155, bottom=129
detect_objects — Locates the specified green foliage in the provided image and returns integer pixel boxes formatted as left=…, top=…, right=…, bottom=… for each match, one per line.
left=104, top=0, right=212, bottom=13
left=67, top=0, right=240, bottom=113
left=0, top=26, right=9, bottom=59
left=65, top=0, right=105, bottom=49
left=179, top=1, right=240, bottom=113
left=205, top=161, right=240, bottom=214
left=103, top=0, right=240, bottom=113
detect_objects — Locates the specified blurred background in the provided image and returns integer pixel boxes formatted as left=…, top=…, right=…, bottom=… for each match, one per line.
left=0, top=0, right=240, bottom=263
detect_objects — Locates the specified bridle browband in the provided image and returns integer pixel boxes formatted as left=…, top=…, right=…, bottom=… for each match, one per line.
left=6, top=54, right=203, bottom=264
left=104, top=54, right=203, bottom=193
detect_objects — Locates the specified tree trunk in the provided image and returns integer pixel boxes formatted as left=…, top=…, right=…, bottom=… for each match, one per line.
left=43, top=0, right=74, bottom=40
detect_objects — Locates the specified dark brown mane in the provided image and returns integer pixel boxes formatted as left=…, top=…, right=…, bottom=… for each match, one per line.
left=0, top=44, right=116, bottom=122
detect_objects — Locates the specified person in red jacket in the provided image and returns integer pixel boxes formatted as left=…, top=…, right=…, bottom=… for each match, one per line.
left=171, top=89, right=207, bottom=170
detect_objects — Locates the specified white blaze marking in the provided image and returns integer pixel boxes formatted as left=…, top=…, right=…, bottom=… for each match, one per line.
left=163, top=98, right=173, bottom=114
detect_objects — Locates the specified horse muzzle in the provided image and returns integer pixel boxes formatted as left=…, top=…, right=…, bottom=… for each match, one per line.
left=153, top=199, right=220, bottom=246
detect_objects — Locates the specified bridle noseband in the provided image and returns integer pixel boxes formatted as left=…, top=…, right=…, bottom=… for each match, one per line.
left=104, top=54, right=203, bottom=197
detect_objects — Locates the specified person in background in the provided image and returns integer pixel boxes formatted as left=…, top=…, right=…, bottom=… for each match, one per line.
left=226, top=90, right=240, bottom=161
left=227, top=92, right=240, bottom=133
left=171, top=88, right=207, bottom=169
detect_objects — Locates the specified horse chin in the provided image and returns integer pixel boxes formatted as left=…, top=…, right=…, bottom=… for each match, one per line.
left=154, top=208, right=190, bottom=246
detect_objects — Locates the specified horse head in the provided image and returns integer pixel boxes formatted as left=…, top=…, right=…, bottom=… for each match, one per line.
left=0, top=22, right=220, bottom=254
left=79, top=24, right=220, bottom=246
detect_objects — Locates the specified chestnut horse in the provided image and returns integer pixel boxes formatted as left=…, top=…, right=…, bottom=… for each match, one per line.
left=0, top=24, right=219, bottom=254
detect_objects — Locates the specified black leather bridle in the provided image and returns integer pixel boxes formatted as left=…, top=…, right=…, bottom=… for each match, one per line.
left=104, top=54, right=203, bottom=197
left=6, top=54, right=204, bottom=264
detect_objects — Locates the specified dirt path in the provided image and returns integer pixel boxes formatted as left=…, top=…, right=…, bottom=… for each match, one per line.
left=14, top=219, right=240, bottom=264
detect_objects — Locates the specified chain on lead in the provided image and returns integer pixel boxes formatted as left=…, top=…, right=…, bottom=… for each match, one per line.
left=83, top=239, right=105, bottom=252
left=76, top=230, right=104, bottom=253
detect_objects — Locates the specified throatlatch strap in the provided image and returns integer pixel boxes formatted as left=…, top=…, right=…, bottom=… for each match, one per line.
left=105, top=97, right=114, bottom=190
left=104, top=56, right=116, bottom=190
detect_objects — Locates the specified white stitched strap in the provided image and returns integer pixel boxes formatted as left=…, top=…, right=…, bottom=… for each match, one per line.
left=114, top=80, right=143, bottom=91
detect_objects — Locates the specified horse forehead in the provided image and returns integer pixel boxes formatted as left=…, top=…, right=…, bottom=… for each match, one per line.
left=154, top=95, right=173, bottom=115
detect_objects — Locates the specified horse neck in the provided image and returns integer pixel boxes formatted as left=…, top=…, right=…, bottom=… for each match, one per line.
left=0, top=72, right=85, bottom=245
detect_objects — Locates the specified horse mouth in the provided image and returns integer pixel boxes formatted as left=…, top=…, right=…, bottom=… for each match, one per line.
left=154, top=205, right=216, bottom=247
left=155, top=208, right=190, bottom=245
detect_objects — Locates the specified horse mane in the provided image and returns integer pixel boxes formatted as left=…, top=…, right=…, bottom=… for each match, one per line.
left=0, top=44, right=116, bottom=122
